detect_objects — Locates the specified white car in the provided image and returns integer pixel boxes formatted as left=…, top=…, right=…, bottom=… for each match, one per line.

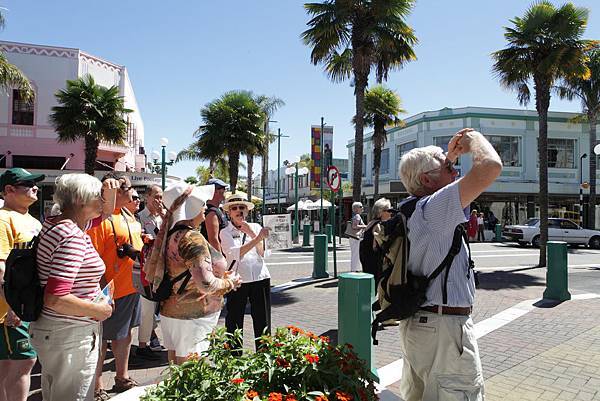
left=503, top=218, right=600, bottom=248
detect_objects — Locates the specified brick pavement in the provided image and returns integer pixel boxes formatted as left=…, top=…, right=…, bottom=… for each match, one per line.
left=27, top=244, right=600, bottom=400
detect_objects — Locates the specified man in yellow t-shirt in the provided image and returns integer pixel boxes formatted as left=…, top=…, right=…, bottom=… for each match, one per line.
left=88, top=173, right=144, bottom=396
left=0, top=168, right=44, bottom=401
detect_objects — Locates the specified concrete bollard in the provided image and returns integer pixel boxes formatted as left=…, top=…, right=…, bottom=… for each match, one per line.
left=326, top=224, right=333, bottom=244
left=338, top=272, right=378, bottom=381
left=312, top=234, right=329, bottom=278
left=495, top=223, right=502, bottom=242
left=543, top=241, right=571, bottom=301
left=303, top=224, right=311, bottom=247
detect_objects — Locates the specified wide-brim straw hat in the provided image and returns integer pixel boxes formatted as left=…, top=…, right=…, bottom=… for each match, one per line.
left=223, top=192, right=255, bottom=212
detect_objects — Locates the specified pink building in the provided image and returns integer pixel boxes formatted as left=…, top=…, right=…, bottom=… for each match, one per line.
left=0, top=40, right=171, bottom=218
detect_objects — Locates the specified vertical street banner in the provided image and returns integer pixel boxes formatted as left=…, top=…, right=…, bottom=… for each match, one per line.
left=310, top=125, right=334, bottom=189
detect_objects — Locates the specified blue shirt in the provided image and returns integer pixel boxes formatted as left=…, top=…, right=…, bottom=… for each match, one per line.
left=406, top=180, right=475, bottom=307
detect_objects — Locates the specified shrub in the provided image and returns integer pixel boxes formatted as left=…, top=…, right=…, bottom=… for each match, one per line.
left=141, top=326, right=378, bottom=401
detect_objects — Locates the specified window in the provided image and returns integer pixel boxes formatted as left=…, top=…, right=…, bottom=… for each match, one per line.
left=487, top=135, right=520, bottom=167
left=12, top=155, right=65, bottom=170
left=380, top=148, right=389, bottom=174
left=12, top=90, right=34, bottom=125
left=397, top=141, right=416, bottom=167
left=434, top=136, right=460, bottom=165
left=545, top=139, right=575, bottom=168
left=559, top=219, right=579, bottom=229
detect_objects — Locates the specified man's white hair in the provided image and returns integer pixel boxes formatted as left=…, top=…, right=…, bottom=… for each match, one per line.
left=53, top=174, right=102, bottom=211
left=371, top=198, right=391, bottom=219
left=399, top=145, right=445, bottom=196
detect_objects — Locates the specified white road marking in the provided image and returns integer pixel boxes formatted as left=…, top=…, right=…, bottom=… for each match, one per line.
left=267, top=260, right=350, bottom=266
left=375, top=292, right=600, bottom=396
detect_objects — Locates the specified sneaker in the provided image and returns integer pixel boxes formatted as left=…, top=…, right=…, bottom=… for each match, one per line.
left=149, top=337, right=165, bottom=352
left=136, top=346, right=160, bottom=361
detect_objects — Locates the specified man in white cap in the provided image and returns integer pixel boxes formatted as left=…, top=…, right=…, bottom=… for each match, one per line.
left=201, top=178, right=229, bottom=253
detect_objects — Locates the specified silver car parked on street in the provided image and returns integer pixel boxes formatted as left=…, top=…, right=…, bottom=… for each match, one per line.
left=503, top=218, right=600, bottom=248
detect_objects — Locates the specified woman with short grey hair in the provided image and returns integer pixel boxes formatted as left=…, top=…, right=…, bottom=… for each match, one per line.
left=349, top=202, right=366, bottom=272
left=370, top=198, right=392, bottom=221
left=31, top=173, right=116, bottom=401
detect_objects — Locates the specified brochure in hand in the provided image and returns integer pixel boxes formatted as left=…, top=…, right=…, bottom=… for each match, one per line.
left=93, top=280, right=115, bottom=305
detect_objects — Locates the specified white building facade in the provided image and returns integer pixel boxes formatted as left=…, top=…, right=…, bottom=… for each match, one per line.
left=348, top=106, right=596, bottom=225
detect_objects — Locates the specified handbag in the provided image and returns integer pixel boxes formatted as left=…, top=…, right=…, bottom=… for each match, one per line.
left=344, top=221, right=361, bottom=240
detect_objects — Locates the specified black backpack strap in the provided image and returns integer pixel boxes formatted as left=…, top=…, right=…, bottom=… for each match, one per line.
left=462, top=227, right=476, bottom=279
left=426, top=224, right=464, bottom=304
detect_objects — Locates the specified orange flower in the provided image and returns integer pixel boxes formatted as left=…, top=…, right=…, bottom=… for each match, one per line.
left=304, top=354, right=320, bottom=364
left=186, top=352, right=200, bottom=360
left=335, top=390, right=353, bottom=401
left=268, top=392, right=283, bottom=401
left=246, top=390, right=259, bottom=399
left=315, top=396, right=329, bottom=401
left=231, top=378, right=245, bottom=384
left=285, top=395, right=297, bottom=401
left=320, top=336, right=330, bottom=343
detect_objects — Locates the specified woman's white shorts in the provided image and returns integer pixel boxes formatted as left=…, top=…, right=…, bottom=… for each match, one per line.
left=160, top=311, right=220, bottom=358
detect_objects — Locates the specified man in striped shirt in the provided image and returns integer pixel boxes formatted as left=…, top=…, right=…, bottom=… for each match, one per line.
left=398, top=129, right=502, bottom=401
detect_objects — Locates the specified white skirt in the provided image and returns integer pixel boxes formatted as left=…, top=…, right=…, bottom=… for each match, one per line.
left=160, top=311, right=221, bottom=358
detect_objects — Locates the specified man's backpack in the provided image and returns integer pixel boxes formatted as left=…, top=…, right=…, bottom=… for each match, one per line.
left=370, top=198, right=470, bottom=345
left=359, top=220, right=385, bottom=282
left=3, top=224, right=59, bottom=322
left=146, top=224, right=195, bottom=302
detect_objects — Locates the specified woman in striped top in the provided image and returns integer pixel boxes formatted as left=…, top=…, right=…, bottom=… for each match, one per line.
left=30, top=174, right=114, bottom=401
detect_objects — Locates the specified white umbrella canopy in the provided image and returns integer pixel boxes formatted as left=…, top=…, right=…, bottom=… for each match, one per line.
left=286, top=200, right=306, bottom=211
left=306, top=199, right=333, bottom=210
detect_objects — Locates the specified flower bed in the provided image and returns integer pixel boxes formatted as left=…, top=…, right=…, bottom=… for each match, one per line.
left=141, top=326, right=378, bottom=401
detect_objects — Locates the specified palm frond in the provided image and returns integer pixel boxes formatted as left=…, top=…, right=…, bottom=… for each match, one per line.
left=0, top=52, right=34, bottom=100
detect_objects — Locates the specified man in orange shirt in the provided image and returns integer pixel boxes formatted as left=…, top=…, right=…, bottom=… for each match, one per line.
left=88, top=173, right=143, bottom=398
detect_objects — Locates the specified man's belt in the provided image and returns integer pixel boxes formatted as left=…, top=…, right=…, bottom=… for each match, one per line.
left=421, top=305, right=472, bottom=316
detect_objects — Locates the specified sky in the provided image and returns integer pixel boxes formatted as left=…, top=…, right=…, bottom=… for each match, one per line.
left=3, top=0, right=600, bottom=181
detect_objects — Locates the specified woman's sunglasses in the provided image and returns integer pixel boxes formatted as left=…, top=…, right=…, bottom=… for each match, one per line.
left=230, top=205, right=247, bottom=211
left=132, top=196, right=140, bottom=201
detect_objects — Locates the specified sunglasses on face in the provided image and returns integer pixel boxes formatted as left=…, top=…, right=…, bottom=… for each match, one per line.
left=230, top=205, right=247, bottom=211
left=14, top=181, right=37, bottom=188
left=132, top=196, right=140, bottom=201
left=424, top=158, right=454, bottom=175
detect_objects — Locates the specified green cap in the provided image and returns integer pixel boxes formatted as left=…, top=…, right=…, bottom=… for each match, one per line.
left=0, top=168, right=45, bottom=191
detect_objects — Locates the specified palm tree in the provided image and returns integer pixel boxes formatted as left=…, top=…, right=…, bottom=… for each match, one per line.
left=244, top=133, right=267, bottom=202
left=492, top=1, right=594, bottom=266
left=177, top=133, right=228, bottom=178
left=555, top=48, right=600, bottom=229
left=0, top=12, right=33, bottom=100
left=255, top=95, right=285, bottom=198
left=302, top=0, right=417, bottom=201
left=363, top=85, right=405, bottom=198
left=50, top=75, right=132, bottom=175
left=193, top=90, right=264, bottom=192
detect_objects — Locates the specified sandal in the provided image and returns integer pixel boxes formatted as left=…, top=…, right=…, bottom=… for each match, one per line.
left=94, top=389, right=110, bottom=401
left=112, top=376, right=139, bottom=393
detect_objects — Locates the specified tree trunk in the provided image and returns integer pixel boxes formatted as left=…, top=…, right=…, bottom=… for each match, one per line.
left=352, top=71, right=369, bottom=202
left=535, top=81, right=550, bottom=267
left=373, top=141, right=381, bottom=199
left=588, top=113, right=597, bottom=229
left=84, top=135, right=99, bottom=176
left=229, top=152, right=240, bottom=193
left=247, top=154, right=254, bottom=202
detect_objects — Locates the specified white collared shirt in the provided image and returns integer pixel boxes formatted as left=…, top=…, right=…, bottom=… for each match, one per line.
left=219, top=223, right=271, bottom=283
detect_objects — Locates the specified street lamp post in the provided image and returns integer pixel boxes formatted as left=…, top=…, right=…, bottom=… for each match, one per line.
left=150, top=137, right=176, bottom=190
left=580, top=153, right=588, bottom=227
left=286, top=159, right=309, bottom=242
left=275, top=128, right=290, bottom=214
left=320, top=117, right=325, bottom=233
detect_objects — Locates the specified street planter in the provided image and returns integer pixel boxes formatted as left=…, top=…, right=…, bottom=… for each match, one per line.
left=134, top=326, right=378, bottom=401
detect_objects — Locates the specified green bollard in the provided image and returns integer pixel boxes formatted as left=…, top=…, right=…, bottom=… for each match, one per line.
left=303, top=224, right=311, bottom=247
left=543, top=241, right=571, bottom=301
left=326, top=224, right=333, bottom=244
left=338, top=272, right=378, bottom=381
left=312, top=234, right=329, bottom=278
left=495, top=223, right=502, bottom=242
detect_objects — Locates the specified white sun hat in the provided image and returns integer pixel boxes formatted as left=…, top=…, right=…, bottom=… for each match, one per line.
left=162, top=182, right=215, bottom=228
